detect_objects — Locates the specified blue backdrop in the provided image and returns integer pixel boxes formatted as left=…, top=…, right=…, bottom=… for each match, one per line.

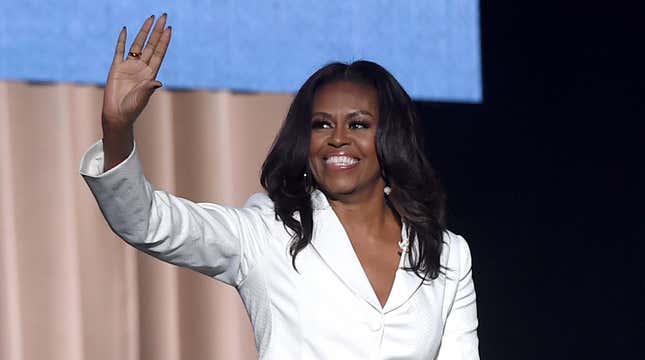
left=0, top=0, right=481, bottom=102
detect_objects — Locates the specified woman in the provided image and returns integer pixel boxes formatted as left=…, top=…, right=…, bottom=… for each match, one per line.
left=80, top=15, right=479, bottom=359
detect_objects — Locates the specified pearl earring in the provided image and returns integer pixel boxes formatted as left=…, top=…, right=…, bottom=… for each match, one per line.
left=304, top=171, right=313, bottom=192
left=384, top=186, right=392, bottom=195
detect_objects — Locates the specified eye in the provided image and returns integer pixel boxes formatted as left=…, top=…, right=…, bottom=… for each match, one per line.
left=349, top=120, right=370, bottom=129
left=312, top=119, right=332, bottom=129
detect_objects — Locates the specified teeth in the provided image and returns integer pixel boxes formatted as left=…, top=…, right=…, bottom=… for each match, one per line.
left=326, top=155, right=358, bottom=166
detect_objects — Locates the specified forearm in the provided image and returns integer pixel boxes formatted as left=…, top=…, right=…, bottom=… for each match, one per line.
left=102, top=120, right=134, bottom=172
left=82, top=140, right=154, bottom=245
left=80, top=140, right=251, bottom=285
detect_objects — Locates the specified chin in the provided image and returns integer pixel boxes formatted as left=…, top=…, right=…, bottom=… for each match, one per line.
left=320, top=183, right=358, bottom=197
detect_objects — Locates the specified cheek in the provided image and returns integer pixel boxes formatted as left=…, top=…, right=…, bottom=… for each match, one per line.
left=309, top=131, right=330, bottom=150
left=308, top=133, right=322, bottom=153
left=308, top=135, right=324, bottom=171
left=358, top=134, right=378, bottom=158
left=359, top=135, right=381, bottom=173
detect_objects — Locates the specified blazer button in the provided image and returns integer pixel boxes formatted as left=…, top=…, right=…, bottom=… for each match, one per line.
left=368, top=317, right=383, bottom=332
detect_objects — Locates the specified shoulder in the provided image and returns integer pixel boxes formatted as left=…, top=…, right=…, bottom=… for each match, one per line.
left=243, top=191, right=325, bottom=220
left=242, top=192, right=274, bottom=211
left=241, top=192, right=279, bottom=223
left=442, top=230, right=474, bottom=278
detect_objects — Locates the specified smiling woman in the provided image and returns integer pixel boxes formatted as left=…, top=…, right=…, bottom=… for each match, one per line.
left=80, top=15, right=479, bottom=360
left=261, top=62, right=449, bottom=284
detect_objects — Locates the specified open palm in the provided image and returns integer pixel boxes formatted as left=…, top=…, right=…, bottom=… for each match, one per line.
left=102, top=14, right=172, bottom=128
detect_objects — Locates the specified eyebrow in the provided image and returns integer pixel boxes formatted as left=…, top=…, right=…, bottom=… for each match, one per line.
left=311, top=110, right=375, bottom=119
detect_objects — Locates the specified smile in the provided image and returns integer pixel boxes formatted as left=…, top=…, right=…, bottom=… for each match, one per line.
left=325, top=155, right=359, bottom=168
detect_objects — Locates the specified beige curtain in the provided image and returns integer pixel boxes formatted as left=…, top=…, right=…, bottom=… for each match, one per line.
left=0, top=81, right=292, bottom=360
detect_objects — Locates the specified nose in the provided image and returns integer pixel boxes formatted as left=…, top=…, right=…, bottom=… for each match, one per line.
left=329, top=125, right=350, bottom=147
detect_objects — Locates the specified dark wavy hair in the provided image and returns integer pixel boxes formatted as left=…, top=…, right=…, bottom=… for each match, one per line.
left=260, top=60, right=446, bottom=280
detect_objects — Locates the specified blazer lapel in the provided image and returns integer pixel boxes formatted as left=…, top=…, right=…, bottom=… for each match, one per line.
left=383, top=229, right=450, bottom=313
left=308, top=190, right=449, bottom=314
left=309, top=190, right=383, bottom=311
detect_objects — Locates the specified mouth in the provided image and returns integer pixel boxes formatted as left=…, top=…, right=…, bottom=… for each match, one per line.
left=324, top=155, right=360, bottom=169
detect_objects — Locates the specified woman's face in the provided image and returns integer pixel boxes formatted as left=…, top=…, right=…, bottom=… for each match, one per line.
left=308, top=81, right=385, bottom=198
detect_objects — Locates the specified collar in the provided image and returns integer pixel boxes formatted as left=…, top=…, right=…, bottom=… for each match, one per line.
left=308, top=189, right=434, bottom=313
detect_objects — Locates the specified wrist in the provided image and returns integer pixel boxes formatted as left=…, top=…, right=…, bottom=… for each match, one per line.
left=101, top=118, right=134, bottom=138
left=101, top=116, right=133, bottom=133
left=101, top=122, right=135, bottom=172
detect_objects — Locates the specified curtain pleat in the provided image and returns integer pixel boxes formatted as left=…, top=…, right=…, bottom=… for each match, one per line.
left=0, top=81, right=24, bottom=360
left=0, top=81, right=292, bottom=360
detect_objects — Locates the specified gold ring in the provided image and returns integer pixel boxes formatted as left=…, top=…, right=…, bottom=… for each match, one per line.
left=128, top=51, right=141, bottom=58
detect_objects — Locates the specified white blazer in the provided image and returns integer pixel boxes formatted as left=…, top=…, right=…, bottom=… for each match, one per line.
left=80, top=140, right=480, bottom=359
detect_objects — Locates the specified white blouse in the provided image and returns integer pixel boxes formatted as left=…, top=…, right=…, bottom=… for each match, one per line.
left=80, top=140, right=479, bottom=359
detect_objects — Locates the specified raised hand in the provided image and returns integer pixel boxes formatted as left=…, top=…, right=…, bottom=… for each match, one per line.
left=102, top=14, right=171, bottom=128
left=101, top=14, right=172, bottom=171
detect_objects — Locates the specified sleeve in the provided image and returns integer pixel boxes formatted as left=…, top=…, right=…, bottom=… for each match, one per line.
left=436, top=234, right=480, bottom=360
left=79, top=139, right=268, bottom=287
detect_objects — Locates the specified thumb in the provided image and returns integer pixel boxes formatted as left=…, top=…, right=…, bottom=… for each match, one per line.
left=126, top=80, right=163, bottom=115
left=145, top=80, right=163, bottom=90
left=137, top=80, right=163, bottom=99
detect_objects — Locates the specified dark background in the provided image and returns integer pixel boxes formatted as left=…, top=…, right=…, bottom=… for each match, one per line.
left=417, top=2, right=644, bottom=359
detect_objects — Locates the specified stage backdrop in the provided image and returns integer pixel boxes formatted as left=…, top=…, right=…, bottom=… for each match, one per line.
left=0, top=0, right=481, bottom=102
left=0, top=2, right=482, bottom=359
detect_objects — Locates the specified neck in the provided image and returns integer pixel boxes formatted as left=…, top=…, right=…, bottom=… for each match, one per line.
left=325, top=186, right=400, bottom=238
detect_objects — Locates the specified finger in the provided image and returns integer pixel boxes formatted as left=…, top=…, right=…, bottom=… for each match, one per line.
left=141, top=13, right=167, bottom=64
left=112, top=26, right=126, bottom=64
left=128, top=15, right=154, bottom=58
left=149, top=27, right=172, bottom=77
